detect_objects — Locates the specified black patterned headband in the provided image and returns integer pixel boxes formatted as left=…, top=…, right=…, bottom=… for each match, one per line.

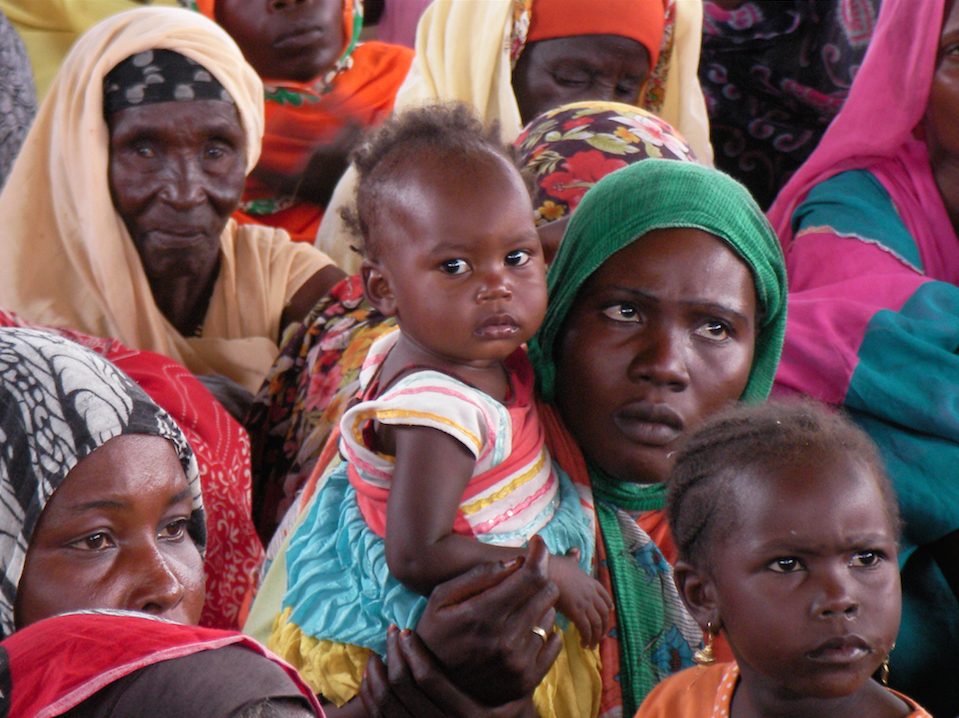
left=103, top=48, right=234, bottom=117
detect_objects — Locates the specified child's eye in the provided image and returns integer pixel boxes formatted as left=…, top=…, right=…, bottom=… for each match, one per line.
left=505, top=250, right=532, bottom=267
left=694, top=320, right=731, bottom=341
left=439, top=259, right=469, bottom=275
left=767, top=557, right=804, bottom=573
left=68, top=532, right=116, bottom=551
left=602, top=303, right=641, bottom=323
left=850, top=550, right=882, bottom=567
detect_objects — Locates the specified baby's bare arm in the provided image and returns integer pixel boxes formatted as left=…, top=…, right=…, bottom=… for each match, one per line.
left=385, top=425, right=525, bottom=596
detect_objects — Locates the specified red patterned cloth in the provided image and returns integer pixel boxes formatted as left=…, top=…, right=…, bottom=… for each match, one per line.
left=0, top=310, right=263, bottom=630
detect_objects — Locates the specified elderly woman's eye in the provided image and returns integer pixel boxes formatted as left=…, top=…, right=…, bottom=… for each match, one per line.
left=695, top=321, right=731, bottom=341
left=205, top=145, right=226, bottom=160
left=68, top=532, right=115, bottom=551
left=439, top=259, right=469, bottom=275
left=602, top=304, right=640, bottom=322
left=505, top=250, right=531, bottom=267
left=135, top=146, right=156, bottom=159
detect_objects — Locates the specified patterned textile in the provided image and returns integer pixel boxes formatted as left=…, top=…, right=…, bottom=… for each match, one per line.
left=514, top=101, right=697, bottom=227
left=341, top=331, right=567, bottom=544
left=0, top=329, right=203, bottom=639
left=0, top=9, right=35, bottom=189
left=700, top=0, right=881, bottom=209
left=0, top=310, right=262, bottom=631
left=103, top=47, right=233, bottom=115
left=635, top=662, right=932, bottom=718
left=0, top=611, right=322, bottom=718
left=764, top=0, right=959, bottom=711
left=195, top=0, right=414, bottom=242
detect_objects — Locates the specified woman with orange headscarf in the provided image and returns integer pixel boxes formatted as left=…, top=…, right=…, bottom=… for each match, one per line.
left=193, top=0, right=413, bottom=243
left=316, top=0, right=712, bottom=274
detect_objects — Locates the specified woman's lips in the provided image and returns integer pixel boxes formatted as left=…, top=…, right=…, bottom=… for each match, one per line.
left=613, top=401, right=683, bottom=446
left=807, top=635, right=871, bottom=664
left=274, top=27, right=325, bottom=50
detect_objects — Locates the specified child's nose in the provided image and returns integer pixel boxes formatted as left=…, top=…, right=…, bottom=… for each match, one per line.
left=812, top=569, right=861, bottom=619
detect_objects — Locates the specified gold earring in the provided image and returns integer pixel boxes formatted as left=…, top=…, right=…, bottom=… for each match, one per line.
left=879, top=642, right=895, bottom=686
left=694, top=622, right=717, bottom=666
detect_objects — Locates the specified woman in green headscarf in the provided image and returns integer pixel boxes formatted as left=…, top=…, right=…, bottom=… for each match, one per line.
left=529, top=158, right=787, bottom=717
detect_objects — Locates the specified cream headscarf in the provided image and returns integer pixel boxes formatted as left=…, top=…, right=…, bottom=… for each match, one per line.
left=0, top=8, right=324, bottom=392
left=317, top=0, right=712, bottom=274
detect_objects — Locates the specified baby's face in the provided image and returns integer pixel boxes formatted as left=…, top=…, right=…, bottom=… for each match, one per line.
left=372, top=157, right=546, bottom=370
left=709, top=450, right=900, bottom=702
left=215, top=0, right=345, bottom=83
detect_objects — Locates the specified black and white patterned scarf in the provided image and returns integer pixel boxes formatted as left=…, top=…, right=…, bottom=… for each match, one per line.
left=0, top=328, right=203, bottom=638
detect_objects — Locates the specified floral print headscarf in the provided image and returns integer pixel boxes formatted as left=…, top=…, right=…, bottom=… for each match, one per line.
left=514, top=100, right=697, bottom=226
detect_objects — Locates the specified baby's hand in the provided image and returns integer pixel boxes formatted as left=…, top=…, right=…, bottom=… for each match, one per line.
left=549, top=552, right=613, bottom=648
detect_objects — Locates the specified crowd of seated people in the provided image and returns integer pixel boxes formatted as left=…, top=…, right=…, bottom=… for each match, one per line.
left=3, top=1, right=959, bottom=718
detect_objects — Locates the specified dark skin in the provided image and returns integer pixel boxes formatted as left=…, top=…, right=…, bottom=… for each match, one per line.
left=214, top=0, right=361, bottom=209
left=919, top=0, right=959, bottom=612
left=511, top=34, right=651, bottom=126
left=327, top=537, right=562, bottom=718
left=107, top=99, right=344, bottom=339
left=673, top=454, right=906, bottom=718
left=361, top=157, right=611, bottom=647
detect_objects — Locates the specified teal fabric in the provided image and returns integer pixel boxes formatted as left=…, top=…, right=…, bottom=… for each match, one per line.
left=282, top=461, right=593, bottom=654
left=529, top=159, right=787, bottom=406
left=794, top=170, right=924, bottom=273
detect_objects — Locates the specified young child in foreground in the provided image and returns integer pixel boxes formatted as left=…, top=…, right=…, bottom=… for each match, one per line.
left=636, top=401, right=930, bottom=718
left=335, top=102, right=611, bottom=646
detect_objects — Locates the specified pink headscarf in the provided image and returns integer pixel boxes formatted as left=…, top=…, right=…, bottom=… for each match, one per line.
left=766, top=0, right=959, bottom=285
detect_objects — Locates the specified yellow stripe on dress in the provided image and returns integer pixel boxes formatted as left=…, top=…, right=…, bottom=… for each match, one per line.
left=348, top=407, right=483, bottom=454
left=460, top=447, right=547, bottom=515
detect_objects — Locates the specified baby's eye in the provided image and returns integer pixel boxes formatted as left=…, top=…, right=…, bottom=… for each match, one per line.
left=439, top=259, right=469, bottom=275
left=601, top=304, right=641, bottom=323
left=767, top=557, right=804, bottom=573
left=694, top=321, right=731, bottom=341
left=159, top=518, right=189, bottom=542
left=68, top=532, right=115, bottom=551
left=505, top=250, right=532, bottom=267
left=850, top=550, right=882, bottom=567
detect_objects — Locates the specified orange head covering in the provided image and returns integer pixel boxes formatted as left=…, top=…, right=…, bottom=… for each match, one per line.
left=527, top=0, right=665, bottom=67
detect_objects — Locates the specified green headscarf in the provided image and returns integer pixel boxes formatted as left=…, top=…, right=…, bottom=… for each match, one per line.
left=530, top=158, right=786, bottom=406
left=527, top=158, right=786, bottom=714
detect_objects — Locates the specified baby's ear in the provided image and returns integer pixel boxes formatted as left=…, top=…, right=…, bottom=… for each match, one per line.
left=673, top=560, right=720, bottom=630
left=361, top=259, right=397, bottom=317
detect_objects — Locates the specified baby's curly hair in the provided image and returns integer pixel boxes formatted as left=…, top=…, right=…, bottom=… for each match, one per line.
left=341, top=101, right=517, bottom=258
left=667, top=400, right=899, bottom=571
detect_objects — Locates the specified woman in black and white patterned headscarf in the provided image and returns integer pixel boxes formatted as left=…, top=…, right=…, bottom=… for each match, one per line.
left=0, top=327, right=206, bottom=638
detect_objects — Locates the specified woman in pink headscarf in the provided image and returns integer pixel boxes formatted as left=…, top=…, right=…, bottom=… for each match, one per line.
left=767, top=0, right=959, bottom=713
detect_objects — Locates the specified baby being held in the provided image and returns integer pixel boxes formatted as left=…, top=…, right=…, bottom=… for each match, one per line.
left=338, top=102, right=612, bottom=647
left=637, top=401, right=928, bottom=718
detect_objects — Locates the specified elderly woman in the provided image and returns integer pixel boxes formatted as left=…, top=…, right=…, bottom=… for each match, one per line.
left=0, top=8, right=344, bottom=394
left=315, top=0, right=712, bottom=274
left=767, top=0, right=959, bottom=712
left=246, top=157, right=786, bottom=717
